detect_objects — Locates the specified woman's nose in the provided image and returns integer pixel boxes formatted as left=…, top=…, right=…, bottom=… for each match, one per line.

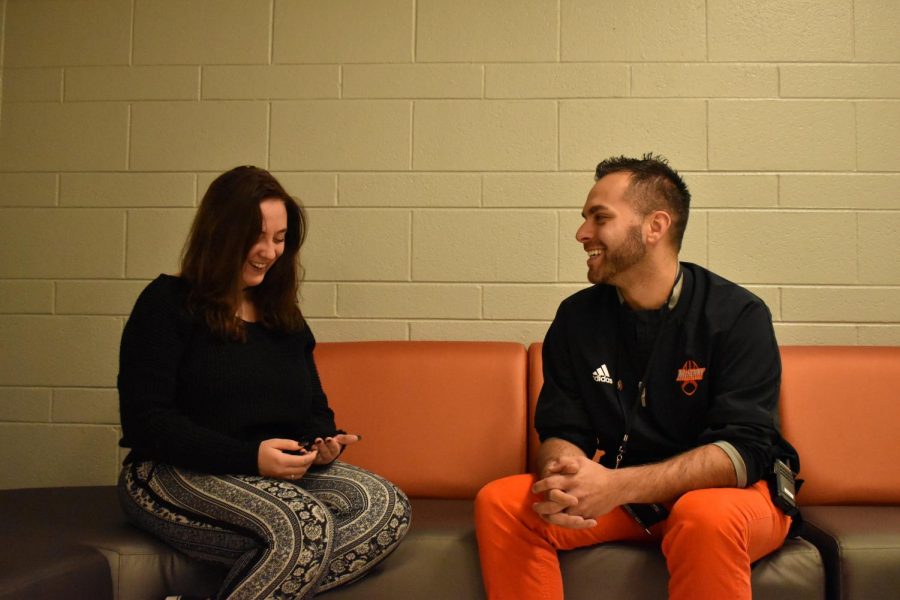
left=259, top=240, right=277, bottom=258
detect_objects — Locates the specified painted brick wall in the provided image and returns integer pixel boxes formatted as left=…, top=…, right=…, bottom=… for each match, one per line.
left=0, top=0, right=898, bottom=489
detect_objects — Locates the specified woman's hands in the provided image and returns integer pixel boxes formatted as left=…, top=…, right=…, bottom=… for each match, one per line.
left=258, top=438, right=317, bottom=480
left=312, top=434, right=361, bottom=465
left=258, top=435, right=362, bottom=480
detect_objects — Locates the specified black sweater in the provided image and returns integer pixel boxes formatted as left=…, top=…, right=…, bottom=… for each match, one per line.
left=117, top=275, right=338, bottom=474
left=536, top=263, right=799, bottom=486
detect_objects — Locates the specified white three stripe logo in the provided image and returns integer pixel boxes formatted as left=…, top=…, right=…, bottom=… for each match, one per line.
left=593, top=364, right=613, bottom=384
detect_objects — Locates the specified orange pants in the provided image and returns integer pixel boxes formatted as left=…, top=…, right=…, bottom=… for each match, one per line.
left=474, top=475, right=791, bottom=600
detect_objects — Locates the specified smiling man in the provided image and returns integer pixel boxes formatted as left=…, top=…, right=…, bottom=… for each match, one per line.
left=474, top=154, right=801, bottom=600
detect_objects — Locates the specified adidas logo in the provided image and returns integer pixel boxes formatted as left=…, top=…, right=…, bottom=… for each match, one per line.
left=592, top=364, right=613, bottom=384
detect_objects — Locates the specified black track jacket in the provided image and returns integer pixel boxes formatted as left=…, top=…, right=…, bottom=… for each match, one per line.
left=535, top=262, right=799, bottom=487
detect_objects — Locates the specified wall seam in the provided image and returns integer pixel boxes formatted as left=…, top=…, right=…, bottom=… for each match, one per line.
left=411, top=0, right=417, bottom=63
left=556, top=0, right=561, bottom=62
left=128, top=0, right=135, bottom=66
left=704, top=0, right=709, bottom=61
left=267, top=0, right=274, bottom=65
left=265, top=101, right=271, bottom=169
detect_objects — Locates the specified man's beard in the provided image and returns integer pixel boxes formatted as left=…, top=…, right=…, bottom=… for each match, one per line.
left=589, top=224, right=646, bottom=285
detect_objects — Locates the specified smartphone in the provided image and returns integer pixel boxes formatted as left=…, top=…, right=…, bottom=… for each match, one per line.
left=622, top=503, right=669, bottom=534
left=282, top=440, right=316, bottom=456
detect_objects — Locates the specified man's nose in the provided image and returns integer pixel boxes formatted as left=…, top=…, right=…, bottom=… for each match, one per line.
left=575, top=220, right=590, bottom=243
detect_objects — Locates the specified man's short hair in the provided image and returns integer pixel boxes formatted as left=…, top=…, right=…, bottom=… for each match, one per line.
left=595, top=153, right=691, bottom=251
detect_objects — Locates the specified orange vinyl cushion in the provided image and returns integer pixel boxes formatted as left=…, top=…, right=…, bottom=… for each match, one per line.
left=779, top=345, right=900, bottom=506
left=314, top=341, right=528, bottom=499
left=529, top=343, right=900, bottom=506
left=527, top=343, right=544, bottom=473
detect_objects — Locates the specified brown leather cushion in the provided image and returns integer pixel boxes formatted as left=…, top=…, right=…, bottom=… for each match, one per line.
left=327, top=499, right=826, bottom=600
left=315, top=341, right=528, bottom=498
left=0, top=487, right=485, bottom=600
left=0, top=487, right=225, bottom=600
left=0, top=486, right=825, bottom=600
left=780, top=346, right=900, bottom=505
left=0, top=537, right=112, bottom=600
left=559, top=536, right=823, bottom=600
left=321, top=499, right=485, bottom=600
left=802, top=505, right=900, bottom=600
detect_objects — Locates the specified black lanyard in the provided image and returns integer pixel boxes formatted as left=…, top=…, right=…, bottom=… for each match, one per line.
left=613, top=267, right=683, bottom=470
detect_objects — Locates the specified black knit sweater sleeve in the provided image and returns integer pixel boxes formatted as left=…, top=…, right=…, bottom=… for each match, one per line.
left=117, top=276, right=260, bottom=474
left=299, top=330, right=341, bottom=440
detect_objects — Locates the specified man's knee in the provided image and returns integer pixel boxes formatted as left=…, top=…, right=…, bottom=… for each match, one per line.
left=475, top=474, right=535, bottom=524
left=664, top=488, right=747, bottom=550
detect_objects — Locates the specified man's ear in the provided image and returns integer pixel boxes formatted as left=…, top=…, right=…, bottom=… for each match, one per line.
left=645, top=210, right=672, bottom=246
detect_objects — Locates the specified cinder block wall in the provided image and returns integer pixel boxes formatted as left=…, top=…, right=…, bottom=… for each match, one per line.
left=0, top=0, right=898, bottom=489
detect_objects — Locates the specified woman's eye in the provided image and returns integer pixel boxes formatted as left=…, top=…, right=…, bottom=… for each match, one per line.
left=274, top=238, right=285, bottom=244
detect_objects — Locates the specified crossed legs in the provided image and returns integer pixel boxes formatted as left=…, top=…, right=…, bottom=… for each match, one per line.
left=119, top=460, right=411, bottom=599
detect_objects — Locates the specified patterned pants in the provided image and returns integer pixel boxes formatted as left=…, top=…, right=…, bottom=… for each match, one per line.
left=119, top=460, right=411, bottom=599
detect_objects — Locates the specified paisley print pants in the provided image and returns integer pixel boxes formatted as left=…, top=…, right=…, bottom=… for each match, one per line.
left=119, top=460, right=411, bottom=599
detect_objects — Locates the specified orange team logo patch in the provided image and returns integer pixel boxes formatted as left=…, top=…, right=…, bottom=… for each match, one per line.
left=676, top=360, right=706, bottom=396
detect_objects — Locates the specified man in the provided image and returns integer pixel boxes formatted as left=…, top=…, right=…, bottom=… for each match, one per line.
left=474, top=154, right=800, bottom=599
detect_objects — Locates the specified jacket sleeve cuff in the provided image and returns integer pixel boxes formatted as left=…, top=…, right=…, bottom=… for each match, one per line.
left=712, top=440, right=748, bottom=488
left=538, top=430, right=596, bottom=460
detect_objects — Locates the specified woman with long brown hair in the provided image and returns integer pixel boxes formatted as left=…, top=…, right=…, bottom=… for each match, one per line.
left=117, top=166, right=410, bottom=599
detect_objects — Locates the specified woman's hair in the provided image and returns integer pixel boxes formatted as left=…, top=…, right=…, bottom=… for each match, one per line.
left=180, top=166, right=307, bottom=340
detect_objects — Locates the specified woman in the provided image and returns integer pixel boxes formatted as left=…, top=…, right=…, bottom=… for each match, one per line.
left=117, top=166, right=410, bottom=600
